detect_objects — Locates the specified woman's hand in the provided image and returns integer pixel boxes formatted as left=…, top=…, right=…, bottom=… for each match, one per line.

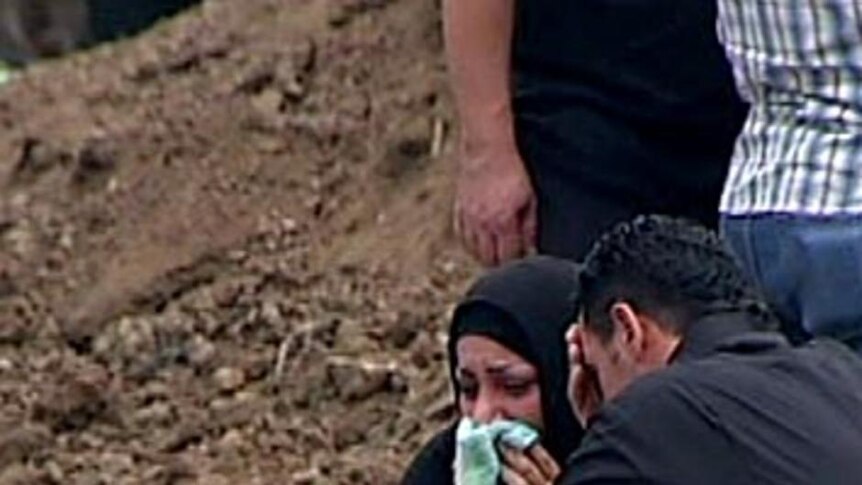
left=500, top=443, right=560, bottom=485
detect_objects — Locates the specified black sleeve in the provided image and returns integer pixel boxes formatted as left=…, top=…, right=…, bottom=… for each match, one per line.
left=557, top=432, right=643, bottom=485
left=557, top=374, right=744, bottom=485
left=401, top=425, right=456, bottom=485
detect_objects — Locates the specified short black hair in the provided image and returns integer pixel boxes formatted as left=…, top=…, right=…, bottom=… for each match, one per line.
left=578, top=215, right=776, bottom=340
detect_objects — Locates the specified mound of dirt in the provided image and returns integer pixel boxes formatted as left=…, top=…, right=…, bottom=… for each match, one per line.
left=0, top=0, right=475, bottom=482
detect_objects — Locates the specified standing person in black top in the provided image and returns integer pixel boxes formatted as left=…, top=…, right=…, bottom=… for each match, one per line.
left=447, top=0, right=746, bottom=265
left=401, top=256, right=581, bottom=484
left=500, top=216, right=862, bottom=485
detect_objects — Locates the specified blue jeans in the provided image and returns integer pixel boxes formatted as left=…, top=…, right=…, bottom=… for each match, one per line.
left=721, top=214, right=862, bottom=354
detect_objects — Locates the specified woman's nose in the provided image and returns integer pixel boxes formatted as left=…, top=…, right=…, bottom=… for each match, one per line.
left=472, top=393, right=502, bottom=424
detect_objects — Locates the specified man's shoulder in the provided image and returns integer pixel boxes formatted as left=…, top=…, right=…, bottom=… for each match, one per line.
left=611, top=364, right=700, bottom=406
left=590, top=367, right=709, bottom=431
left=599, top=339, right=862, bottom=430
left=566, top=341, right=862, bottom=485
left=592, top=354, right=749, bottom=428
left=565, top=366, right=741, bottom=485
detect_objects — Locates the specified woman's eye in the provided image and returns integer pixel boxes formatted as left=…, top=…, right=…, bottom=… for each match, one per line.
left=459, top=381, right=478, bottom=399
left=502, top=381, right=534, bottom=397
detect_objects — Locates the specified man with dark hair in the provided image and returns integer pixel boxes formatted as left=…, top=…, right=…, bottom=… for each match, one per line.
left=503, top=216, right=862, bottom=484
left=577, top=216, right=775, bottom=343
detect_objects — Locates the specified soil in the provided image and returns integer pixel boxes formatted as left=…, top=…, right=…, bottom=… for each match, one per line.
left=0, top=0, right=476, bottom=483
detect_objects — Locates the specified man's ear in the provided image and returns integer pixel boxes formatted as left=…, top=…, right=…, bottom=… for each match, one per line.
left=608, top=301, right=646, bottom=359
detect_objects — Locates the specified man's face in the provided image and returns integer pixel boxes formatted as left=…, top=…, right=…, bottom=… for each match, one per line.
left=568, top=304, right=682, bottom=414
left=574, top=321, right=637, bottom=403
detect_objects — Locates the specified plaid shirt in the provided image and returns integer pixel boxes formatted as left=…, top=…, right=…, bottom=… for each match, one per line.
left=718, top=1, right=862, bottom=215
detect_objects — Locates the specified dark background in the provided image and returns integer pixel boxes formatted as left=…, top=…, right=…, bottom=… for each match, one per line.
left=0, top=0, right=201, bottom=64
left=89, top=0, right=200, bottom=42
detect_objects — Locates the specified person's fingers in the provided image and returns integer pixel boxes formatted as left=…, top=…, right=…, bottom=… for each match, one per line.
left=521, top=195, right=538, bottom=253
left=565, top=324, right=578, bottom=346
left=474, top=223, right=498, bottom=267
left=496, top=190, right=537, bottom=264
left=573, top=324, right=584, bottom=348
left=569, top=338, right=581, bottom=365
left=458, top=207, right=496, bottom=266
left=570, top=365, right=588, bottom=427
left=572, top=327, right=587, bottom=380
left=566, top=326, right=578, bottom=366
left=501, top=465, right=529, bottom=485
left=528, top=445, right=561, bottom=480
left=501, top=447, right=547, bottom=485
left=571, top=363, right=585, bottom=399
left=495, top=230, right=524, bottom=264
left=495, top=208, right=529, bottom=263
left=568, top=327, right=599, bottom=427
left=571, top=362, right=602, bottom=427
left=454, top=203, right=479, bottom=260
left=568, top=325, right=585, bottom=366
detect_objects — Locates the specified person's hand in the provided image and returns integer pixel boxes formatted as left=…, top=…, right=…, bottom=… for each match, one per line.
left=567, top=325, right=603, bottom=427
left=500, top=443, right=560, bottom=485
left=454, top=142, right=537, bottom=267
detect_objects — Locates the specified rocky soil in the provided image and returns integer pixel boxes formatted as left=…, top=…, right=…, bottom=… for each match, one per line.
left=0, top=0, right=474, bottom=482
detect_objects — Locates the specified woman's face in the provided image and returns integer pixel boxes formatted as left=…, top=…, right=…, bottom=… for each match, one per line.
left=455, top=335, right=544, bottom=430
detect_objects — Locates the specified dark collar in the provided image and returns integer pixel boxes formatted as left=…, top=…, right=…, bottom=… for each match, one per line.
left=670, top=311, right=789, bottom=364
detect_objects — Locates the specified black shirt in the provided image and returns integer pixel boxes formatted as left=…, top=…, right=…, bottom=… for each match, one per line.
left=559, top=313, right=862, bottom=485
left=512, top=0, right=747, bottom=208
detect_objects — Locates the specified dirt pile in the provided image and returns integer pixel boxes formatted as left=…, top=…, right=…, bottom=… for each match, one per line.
left=0, top=0, right=474, bottom=482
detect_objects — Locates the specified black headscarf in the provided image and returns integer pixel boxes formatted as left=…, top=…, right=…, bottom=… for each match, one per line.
left=402, top=256, right=583, bottom=484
